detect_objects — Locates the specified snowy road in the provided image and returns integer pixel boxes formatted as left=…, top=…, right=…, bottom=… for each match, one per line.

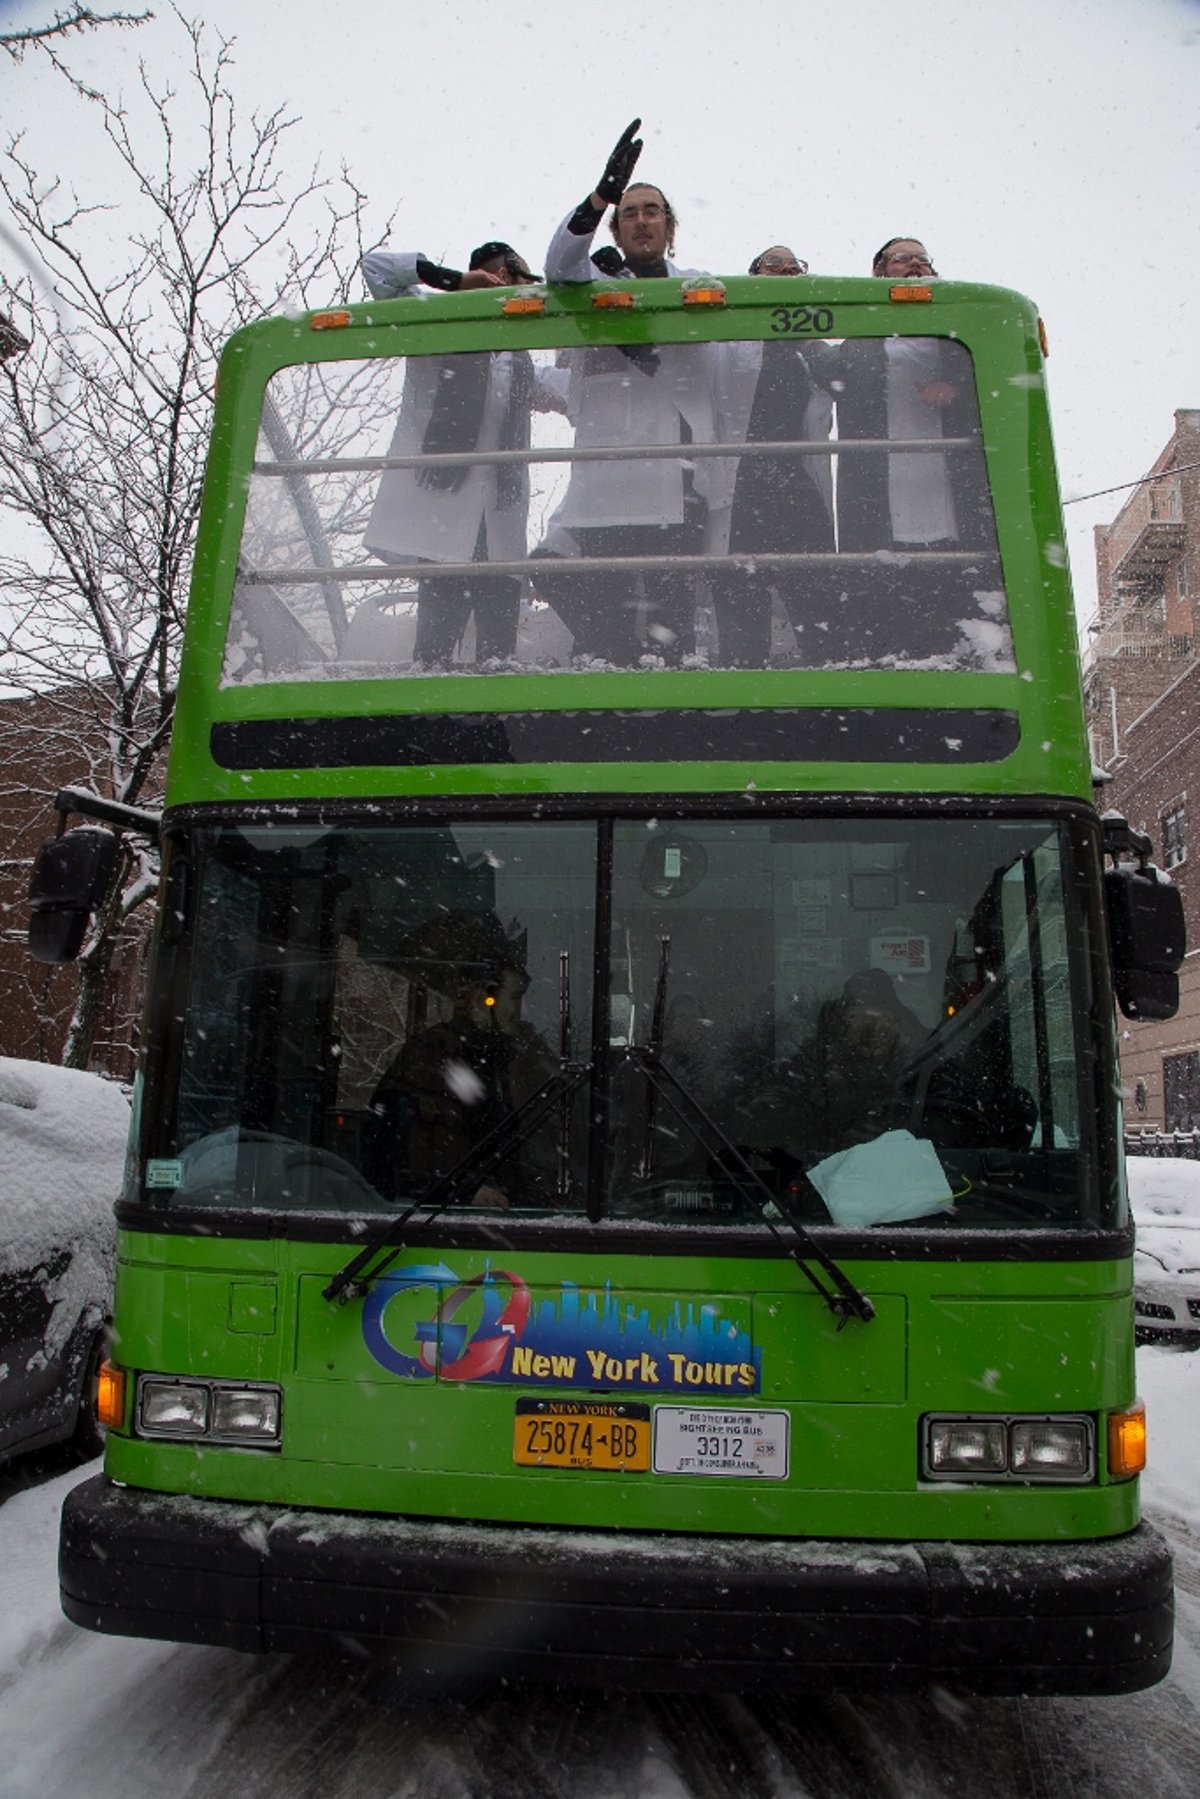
left=3, top=1350, right=1199, bottom=1799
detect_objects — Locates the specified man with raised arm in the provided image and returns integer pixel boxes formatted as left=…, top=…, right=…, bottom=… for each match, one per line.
left=535, top=123, right=720, bottom=666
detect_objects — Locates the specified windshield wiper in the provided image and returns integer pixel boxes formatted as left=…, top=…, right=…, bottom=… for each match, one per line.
left=325, top=951, right=587, bottom=1304
left=630, top=937, right=875, bottom=1328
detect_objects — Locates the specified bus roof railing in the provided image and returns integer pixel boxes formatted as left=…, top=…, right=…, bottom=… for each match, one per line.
left=241, top=549, right=995, bottom=588
left=254, top=437, right=975, bottom=478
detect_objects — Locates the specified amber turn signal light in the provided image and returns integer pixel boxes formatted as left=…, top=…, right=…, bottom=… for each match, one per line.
left=1107, top=1399, right=1146, bottom=1479
left=97, top=1359, right=127, bottom=1431
left=309, top=310, right=351, bottom=331
left=681, top=278, right=726, bottom=306
left=889, top=285, right=933, bottom=303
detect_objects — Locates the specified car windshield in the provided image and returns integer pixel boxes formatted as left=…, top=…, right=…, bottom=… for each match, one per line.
left=223, top=336, right=1014, bottom=682
left=140, top=812, right=1119, bottom=1232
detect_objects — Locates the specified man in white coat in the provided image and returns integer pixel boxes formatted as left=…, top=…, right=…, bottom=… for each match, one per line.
left=534, top=123, right=720, bottom=666
left=362, top=242, right=546, bottom=666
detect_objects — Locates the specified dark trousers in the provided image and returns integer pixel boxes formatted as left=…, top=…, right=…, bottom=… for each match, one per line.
left=414, top=521, right=520, bottom=664
left=712, top=464, right=834, bottom=668
left=533, top=512, right=705, bottom=667
left=813, top=542, right=1003, bottom=665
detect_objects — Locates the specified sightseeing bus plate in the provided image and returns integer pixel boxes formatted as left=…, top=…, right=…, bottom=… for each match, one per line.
left=514, top=1399, right=650, bottom=1471
left=652, top=1407, right=790, bottom=1478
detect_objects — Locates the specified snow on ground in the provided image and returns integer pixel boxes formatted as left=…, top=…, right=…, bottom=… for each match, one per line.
left=1140, top=1343, right=1200, bottom=1527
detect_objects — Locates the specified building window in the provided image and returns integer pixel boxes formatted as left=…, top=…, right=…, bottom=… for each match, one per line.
left=1163, top=1051, right=1200, bottom=1132
left=1178, top=557, right=1188, bottom=598
left=1162, top=803, right=1187, bottom=869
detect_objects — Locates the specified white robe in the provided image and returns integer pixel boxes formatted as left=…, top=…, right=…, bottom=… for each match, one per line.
left=541, top=212, right=721, bottom=531
left=360, top=250, right=532, bottom=567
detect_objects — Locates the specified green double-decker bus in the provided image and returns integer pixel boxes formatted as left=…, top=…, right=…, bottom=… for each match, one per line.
left=44, top=264, right=1185, bottom=1691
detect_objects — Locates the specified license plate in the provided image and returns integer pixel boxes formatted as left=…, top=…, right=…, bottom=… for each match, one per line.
left=514, top=1399, right=650, bottom=1471
left=652, top=1407, right=790, bottom=1478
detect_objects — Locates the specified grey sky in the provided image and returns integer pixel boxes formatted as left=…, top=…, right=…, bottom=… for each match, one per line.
left=2, top=0, right=1197, bottom=623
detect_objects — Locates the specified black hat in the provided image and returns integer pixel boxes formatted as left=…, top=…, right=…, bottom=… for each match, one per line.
left=468, top=241, right=541, bottom=282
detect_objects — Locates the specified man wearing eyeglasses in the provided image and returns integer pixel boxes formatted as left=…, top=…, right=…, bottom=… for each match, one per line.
left=821, top=236, right=1001, bottom=665
left=360, top=240, right=557, bottom=667
left=748, top=246, right=808, bottom=278
left=535, top=122, right=720, bottom=666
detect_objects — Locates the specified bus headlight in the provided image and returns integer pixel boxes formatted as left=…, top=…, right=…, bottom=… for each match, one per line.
left=926, top=1418, right=1008, bottom=1476
left=1010, top=1417, right=1092, bottom=1479
left=921, top=1413, right=1095, bottom=1483
left=211, top=1385, right=281, bottom=1442
left=136, top=1376, right=282, bottom=1449
left=139, top=1379, right=209, bottom=1437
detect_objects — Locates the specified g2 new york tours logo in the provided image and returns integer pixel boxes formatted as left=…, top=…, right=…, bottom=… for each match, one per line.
left=361, top=1263, right=760, bottom=1394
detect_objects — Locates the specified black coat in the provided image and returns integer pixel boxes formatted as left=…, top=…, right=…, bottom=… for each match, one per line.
left=829, top=337, right=996, bottom=555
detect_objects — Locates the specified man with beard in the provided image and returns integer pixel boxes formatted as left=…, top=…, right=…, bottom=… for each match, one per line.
left=534, top=122, right=720, bottom=666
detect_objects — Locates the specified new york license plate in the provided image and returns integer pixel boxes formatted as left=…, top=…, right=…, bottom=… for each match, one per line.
left=514, top=1399, right=651, bottom=1471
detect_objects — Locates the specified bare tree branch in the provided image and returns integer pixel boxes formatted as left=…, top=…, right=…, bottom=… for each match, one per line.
left=1, top=10, right=386, bottom=1067
left=0, top=8, right=152, bottom=59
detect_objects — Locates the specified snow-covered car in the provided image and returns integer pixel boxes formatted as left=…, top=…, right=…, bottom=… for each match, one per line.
left=1128, top=1154, right=1200, bottom=1343
left=0, top=1057, right=129, bottom=1464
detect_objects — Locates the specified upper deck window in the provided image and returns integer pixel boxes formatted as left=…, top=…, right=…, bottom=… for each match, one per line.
left=223, top=336, right=1014, bottom=684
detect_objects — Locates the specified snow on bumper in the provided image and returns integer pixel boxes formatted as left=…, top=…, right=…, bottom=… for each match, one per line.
left=59, top=1475, right=1173, bottom=1695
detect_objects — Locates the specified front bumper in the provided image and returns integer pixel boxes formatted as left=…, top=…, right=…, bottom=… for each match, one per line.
left=60, top=1475, right=1173, bottom=1694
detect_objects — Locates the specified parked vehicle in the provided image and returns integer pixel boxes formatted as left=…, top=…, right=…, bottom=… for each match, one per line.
left=0, top=1058, right=129, bottom=1464
left=1130, top=1156, right=1200, bottom=1343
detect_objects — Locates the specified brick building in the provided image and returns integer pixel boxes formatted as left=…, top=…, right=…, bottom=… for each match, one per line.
left=1084, top=408, right=1200, bottom=1129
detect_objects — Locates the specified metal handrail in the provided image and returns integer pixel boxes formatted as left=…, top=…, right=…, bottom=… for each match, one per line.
left=241, top=547, right=996, bottom=587
left=254, top=436, right=976, bottom=478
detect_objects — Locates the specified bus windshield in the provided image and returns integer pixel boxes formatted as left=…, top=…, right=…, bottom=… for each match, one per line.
left=146, top=810, right=1116, bottom=1231
left=226, top=335, right=1014, bottom=681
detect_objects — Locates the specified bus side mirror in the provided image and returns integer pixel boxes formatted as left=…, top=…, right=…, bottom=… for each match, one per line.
left=28, top=827, right=119, bottom=965
left=1103, top=866, right=1185, bottom=1021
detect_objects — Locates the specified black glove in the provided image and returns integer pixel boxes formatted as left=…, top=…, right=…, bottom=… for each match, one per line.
left=596, top=119, right=643, bottom=205
left=591, top=246, right=627, bottom=277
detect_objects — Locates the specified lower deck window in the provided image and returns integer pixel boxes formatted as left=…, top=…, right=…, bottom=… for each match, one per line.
left=144, top=809, right=1116, bottom=1230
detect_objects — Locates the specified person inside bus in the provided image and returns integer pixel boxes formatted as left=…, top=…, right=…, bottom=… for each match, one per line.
left=361, top=241, right=561, bottom=668
left=532, top=121, right=721, bottom=666
left=744, top=968, right=928, bottom=1174
left=707, top=245, right=834, bottom=667
left=366, top=916, right=555, bottom=1206
left=821, top=237, right=998, bottom=664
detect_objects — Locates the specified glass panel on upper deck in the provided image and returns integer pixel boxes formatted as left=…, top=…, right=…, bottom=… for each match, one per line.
left=225, top=338, right=1014, bottom=683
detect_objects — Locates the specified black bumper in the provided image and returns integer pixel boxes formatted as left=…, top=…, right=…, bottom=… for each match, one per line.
left=60, top=1476, right=1174, bottom=1694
